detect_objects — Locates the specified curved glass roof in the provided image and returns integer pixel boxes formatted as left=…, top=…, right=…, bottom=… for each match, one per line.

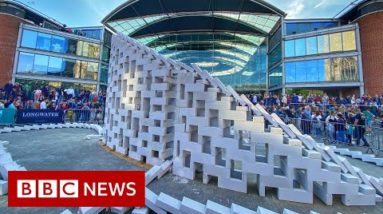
left=103, top=0, right=284, bottom=87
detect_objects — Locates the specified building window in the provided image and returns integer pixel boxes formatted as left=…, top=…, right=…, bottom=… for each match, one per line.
left=284, top=30, right=357, bottom=58
left=268, top=44, right=281, bottom=67
left=268, top=65, right=282, bottom=87
left=329, top=32, right=342, bottom=52
left=21, top=29, right=37, bottom=49
left=16, top=52, right=99, bottom=80
left=284, top=40, right=295, bottom=57
left=285, top=56, right=358, bottom=83
left=317, top=34, right=330, bottom=54
left=48, top=56, right=64, bottom=76
left=342, top=31, right=356, bottom=51
left=63, top=58, right=76, bottom=78
left=33, top=54, right=49, bottom=75
left=50, top=35, right=67, bottom=53
left=36, top=32, right=52, bottom=51
left=305, top=36, right=318, bottom=55
left=82, top=62, right=99, bottom=80
left=17, top=52, right=35, bottom=74
left=82, top=42, right=100, bottom=59
left=294, top=38, right=306, bottom=57
left=67, top=39, right=80, bottom=55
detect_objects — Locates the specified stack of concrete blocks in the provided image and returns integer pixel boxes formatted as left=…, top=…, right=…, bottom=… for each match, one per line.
left=0, top=141, right=26, bottom=195
left=105, top=34, right=382, bottom=206
left=104, top=35, right=177, bottom=165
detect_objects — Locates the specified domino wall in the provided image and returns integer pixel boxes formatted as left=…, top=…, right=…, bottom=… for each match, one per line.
left=104, top=34, right=383, bottom=206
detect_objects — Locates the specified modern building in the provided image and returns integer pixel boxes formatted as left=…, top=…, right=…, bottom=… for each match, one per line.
left=337, top=0, right=383, bottom=95
left=1, top=0, right=382, bottom=96
left=0, top=0, right=111, bottom=94
left=102, top=0, right=286, bottom=93
left=102, top=0, right=383, bottom=96
left=273, top=19, right=363, bottom=96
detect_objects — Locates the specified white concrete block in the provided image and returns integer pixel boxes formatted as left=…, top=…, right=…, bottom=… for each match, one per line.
left=180, top=197, right=206, bottom=214
left=229, top=203, right=257, bottom=214
left=283, top=208, right=300, bottom=214
left=155, top=192, right=183, bottom=214
left=78, top=207, right=104, bottom=214
left=256, top=206, right=278, bottom=214
left=132, top=207, right=149, bottom=214
left=206, top=200, right=230, bottom=214
left=59, top=209, right=72, bottom=214
left=0, top=180, right=8, bottom=195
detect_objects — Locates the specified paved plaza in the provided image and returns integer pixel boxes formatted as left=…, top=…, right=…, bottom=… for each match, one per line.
left=0, top=128, right=143, bottom=214
left=0, top=128, right=382, bottom=213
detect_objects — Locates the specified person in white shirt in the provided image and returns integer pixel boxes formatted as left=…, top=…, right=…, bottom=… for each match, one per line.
left=40, top=99, right=47, bottom=109
left=252, top=95, right=257, bottom=104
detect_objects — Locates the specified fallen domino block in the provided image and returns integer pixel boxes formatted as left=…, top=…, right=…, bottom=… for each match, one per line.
left=231, top=203, right=257, bottom=214
left=60, top=209, right=72, bottom=214
left=145, top=165, right=161, bottom=185
left=303, top=149, right=321, bottom=159
left=256, top=206, right=278, bottom=214
left=206, top=200, right=230, bottom=214
left=155, top=192, right=183, bottom=214
left=158, top=160, right=172, bottom=178
left=283, top=208, right=300, bottom=214
left=180, top=197, right=206, bottom=214
left=78, top=207, right=104, bottom=214
left=132, top=207, right=149, bottom=214
left=0, top=162, right=27, bottom=181
left=111, top=207, right=129, bottom=214
left=0, top=180, right=8, bottom=195
left=145, top=188, right=166, bottom=214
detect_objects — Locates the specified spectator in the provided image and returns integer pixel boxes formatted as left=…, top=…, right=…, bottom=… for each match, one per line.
left=325, top=111, right=337, bottom=143
left=40, top=99, right=47, bottom=110
left=335, top=113, right=346, bottom=144
left=354, top=108, right=369, bottom=147
left=312, top=111, right=322, bottom=137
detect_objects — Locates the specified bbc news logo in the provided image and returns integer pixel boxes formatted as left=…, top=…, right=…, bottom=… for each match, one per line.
left=8, top=171, right=145, bottom=207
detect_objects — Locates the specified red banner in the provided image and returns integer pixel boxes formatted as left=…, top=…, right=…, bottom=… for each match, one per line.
left=8, top=171, right=145, bottom=207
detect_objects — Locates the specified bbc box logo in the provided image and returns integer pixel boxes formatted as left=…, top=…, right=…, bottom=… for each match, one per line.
left=8, top=171, right=145, bottom=207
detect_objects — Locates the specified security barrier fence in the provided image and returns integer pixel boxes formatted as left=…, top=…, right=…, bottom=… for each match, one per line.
left=0, top=109, right=104, bottom=125
left=283, top=116, right=383, bottom=154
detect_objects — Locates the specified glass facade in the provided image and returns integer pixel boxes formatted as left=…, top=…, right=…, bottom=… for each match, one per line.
left=138, top=32, right=267, bottom=88
left=285, top=21, right=338, bottom=35
left=269, top=65, right=282, bottom=88
left=15, top=78, right=97, bottom=94
left=284, top=30, right=356, bottom=58
left=17, top=52, right=99, bottom=81
left=285, top=56, right=358, bottom=83
left=20, top=29, right=100, bottom=59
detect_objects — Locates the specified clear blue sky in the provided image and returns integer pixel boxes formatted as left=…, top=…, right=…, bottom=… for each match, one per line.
left=13, top=0, right=356, bottom=27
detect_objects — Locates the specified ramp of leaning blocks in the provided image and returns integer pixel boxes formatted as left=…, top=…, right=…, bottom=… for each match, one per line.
left=103, top=34, right=382, bottom=206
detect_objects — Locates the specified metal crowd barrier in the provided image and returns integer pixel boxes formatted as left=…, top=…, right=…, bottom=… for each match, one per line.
left=284, top=116, right=383, bottom=154
left=64, top=109, right=104, bottom=124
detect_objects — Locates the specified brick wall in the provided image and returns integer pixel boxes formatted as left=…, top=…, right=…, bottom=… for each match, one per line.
left=358, top=12, right=383, bottom=95
left=0, top=14, right=21, bottom=87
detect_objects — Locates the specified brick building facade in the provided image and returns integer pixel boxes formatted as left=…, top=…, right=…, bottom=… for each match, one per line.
left=0, top=14, right=21, bottom=86
left=357, top=11, right=383, bottom=95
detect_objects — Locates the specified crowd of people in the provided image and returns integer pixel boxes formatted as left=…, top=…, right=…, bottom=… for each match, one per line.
left=0, top=82, right=106, bottom=122
left=246, top=93, right=383, bottom=147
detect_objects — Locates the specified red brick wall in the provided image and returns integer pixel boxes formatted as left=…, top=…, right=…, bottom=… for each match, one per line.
left=0, top=14, right=21, bottom=87
left=358, top=12, right=383, bottom=96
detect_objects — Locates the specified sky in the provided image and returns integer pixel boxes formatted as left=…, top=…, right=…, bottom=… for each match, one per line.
left=14, top=0, right=356, bottom=27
